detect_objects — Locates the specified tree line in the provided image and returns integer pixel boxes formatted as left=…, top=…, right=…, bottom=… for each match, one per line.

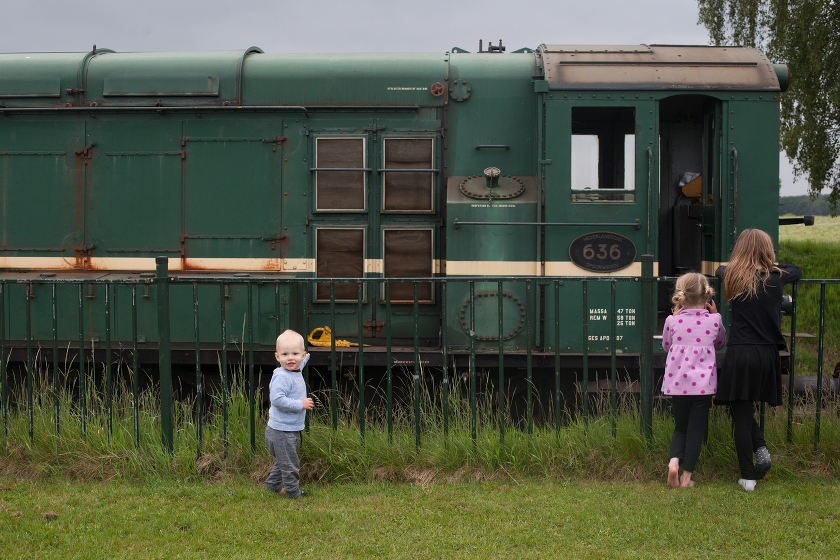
left=779, top=194, right=833, bottom=216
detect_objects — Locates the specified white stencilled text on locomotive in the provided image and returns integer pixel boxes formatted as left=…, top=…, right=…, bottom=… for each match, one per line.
left=589, top=308, right=608, bottom=321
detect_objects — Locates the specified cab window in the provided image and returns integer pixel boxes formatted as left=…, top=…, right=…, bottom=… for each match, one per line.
left=571, top=107, right=635, bottom=202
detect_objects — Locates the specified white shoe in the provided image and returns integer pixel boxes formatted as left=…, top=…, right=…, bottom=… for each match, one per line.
left=738, top=479, right=757, bottom=492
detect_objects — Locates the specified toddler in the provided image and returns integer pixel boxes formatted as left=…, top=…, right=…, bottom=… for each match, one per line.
left=662, top=272, right=726, bottom=487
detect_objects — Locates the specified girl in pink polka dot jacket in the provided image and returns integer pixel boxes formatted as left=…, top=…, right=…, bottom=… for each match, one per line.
left=662, top=272, right=727, bottom=488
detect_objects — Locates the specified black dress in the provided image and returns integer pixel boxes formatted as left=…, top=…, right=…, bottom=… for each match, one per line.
left=714, top=264, right=802, bottom=405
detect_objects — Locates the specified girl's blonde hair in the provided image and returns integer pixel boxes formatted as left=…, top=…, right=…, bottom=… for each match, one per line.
left=672, top=272, right=715, bottom=311
left=723, top=229, right=780, bottom=303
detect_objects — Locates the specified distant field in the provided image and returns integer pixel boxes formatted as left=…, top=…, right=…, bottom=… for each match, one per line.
left=779, top=215, right=840, bottom=243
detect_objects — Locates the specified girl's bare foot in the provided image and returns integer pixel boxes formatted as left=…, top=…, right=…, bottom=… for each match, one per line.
left=667, top=458, right=680, bottom=487
left=680, top=471, right=694, bottom=488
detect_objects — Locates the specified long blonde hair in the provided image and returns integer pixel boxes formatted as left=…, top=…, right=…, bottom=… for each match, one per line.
left=672, top=272, right=714, bottom=312
left=723, top=229, right=781, bottom=303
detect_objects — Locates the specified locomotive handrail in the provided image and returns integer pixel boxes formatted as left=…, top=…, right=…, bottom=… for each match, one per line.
left=570, top=188, right=632, bottom=192
left=453, top=217, right=642, bottom=229
left=646, top=147, right=653, bottom=254
left=0, top=105, right=310, bottom=117
left=11, top=275, right=837, bottom=285
left=731, top=147, right=739, bottom=241
left=309, top=167, right=373, bottom=172
left=475, top=145, right=510, bottom=149
left=376, top=168, right=439, bottom=173
left=7, top=275, right=647, bottom=285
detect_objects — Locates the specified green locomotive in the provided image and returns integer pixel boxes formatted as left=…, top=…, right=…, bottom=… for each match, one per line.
left=0, top=44, right=788, bottom=366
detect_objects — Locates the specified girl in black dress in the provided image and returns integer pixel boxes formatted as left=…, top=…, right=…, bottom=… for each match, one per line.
left=715, top=229, right=802, bottom=492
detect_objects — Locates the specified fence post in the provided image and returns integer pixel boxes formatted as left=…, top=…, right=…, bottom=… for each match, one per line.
left=156, top=256, right=173, bottom=454
left=26, top=282, right=33, bottom=443
left=786, top=283, right=798, bottom=443
left=639, top=255, right=654, bottom=441
left=814, top=282, right=826, bottom=450
left=0, top=282, right=5, bottom=436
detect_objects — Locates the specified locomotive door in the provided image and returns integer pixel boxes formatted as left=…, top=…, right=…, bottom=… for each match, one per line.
left=542, top=99, right=657, bottom=353
left=182, top=118, right=284, bottom=270
left=0, top=118, right=85, bottom=269
left=308, top=120, right=441, bottom=343
left=85, top=116, right=183, bottom=269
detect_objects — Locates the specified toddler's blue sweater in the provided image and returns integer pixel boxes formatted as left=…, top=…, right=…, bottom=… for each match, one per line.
left=267, top=355, right=309, bottom=432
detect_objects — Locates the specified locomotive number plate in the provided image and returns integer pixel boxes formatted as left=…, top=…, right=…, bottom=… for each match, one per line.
left=569, top=232, right=637, bottom=272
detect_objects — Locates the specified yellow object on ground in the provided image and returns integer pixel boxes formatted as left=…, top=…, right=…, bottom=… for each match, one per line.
left=307, top=326, right=369, bottom=347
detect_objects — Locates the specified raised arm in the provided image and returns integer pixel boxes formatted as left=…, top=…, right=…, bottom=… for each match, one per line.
left=777, top=264, right=803, bottom=284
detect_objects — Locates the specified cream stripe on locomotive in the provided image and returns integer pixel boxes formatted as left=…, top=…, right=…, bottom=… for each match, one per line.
left=445, top=260, right=541, bottom=276
left=0, top=256, right=445, bottom=274
left=702, top=261, right=726, bottom=275
left=445, top=261, right=661, bottom=277
left=0, top=257, right=80, bottom=270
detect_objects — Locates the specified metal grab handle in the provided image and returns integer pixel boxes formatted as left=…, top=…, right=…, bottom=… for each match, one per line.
left=646, top=147, right=653, bottom=254
left=475, top=145, right=510, bottom=150
left=376, top=168, right=439, bottom=173
left=731, top=147, right=739, bottom=239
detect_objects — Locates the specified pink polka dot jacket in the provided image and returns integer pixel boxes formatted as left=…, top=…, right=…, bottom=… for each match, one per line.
left=661, top=309, right=727, bottom=396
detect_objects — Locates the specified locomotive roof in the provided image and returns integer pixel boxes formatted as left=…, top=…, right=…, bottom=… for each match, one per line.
left=539, top=44, right=783, bottom=91
left=0, top=45, right=784, bottom=108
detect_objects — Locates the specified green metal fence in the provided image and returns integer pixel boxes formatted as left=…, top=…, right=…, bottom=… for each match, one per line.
left=0, top=259, right=836, bottom=455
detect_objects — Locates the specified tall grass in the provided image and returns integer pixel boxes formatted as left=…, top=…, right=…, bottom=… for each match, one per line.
left=2, top=359, right=838, bottom=485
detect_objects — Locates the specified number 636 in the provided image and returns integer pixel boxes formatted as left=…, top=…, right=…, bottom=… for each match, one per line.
left=583, top=244, right=621, bottom=260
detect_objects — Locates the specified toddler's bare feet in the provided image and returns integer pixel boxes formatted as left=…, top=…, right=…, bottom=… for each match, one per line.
left=667, top=458, right=680, bottom=487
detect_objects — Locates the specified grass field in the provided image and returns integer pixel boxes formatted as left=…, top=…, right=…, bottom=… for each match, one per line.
left=1, top=476, right=838, bottom=559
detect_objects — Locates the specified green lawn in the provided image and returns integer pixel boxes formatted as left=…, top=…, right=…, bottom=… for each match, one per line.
left=1, top=476, right=838, bottom=559
left=777, top=237, right=840, bottom=374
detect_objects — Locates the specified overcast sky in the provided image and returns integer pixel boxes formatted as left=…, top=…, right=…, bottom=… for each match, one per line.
left=2, top=0, right=814, bottom=196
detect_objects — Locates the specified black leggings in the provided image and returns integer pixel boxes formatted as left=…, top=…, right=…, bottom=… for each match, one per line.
left=729, top=400, right=766, bottom=480
left=670, top=395, right=713, bottom=473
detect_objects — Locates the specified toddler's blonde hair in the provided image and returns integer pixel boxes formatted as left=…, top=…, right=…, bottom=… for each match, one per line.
left=671, top=272, right=714, bottom=312
left=276, top=329, right=305, bottom=354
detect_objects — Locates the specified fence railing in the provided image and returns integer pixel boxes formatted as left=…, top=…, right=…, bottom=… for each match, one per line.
left=1, top=256, right=836, bottom=455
